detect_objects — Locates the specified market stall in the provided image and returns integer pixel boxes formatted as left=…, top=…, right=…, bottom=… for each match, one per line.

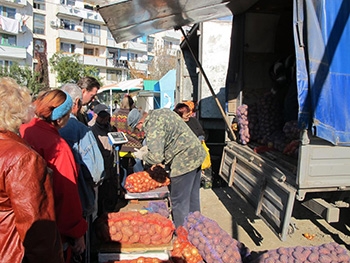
left=92, top=131, right=350, bottom=263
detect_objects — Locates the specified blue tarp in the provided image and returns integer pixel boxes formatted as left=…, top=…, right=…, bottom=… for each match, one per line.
left=294, top=0, right=350, bottom=145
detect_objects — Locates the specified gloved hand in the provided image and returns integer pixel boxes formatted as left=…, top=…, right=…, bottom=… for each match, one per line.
left=133, top=146, right=148, bottom=160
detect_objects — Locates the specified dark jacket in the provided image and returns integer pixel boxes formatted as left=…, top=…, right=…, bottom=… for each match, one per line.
left=0, top=130, right=64, bottom=263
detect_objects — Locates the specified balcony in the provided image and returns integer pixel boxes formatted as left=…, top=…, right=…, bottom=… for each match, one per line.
left=166, top=48, right=179, bottom=56
left=128, top=61, right=148, bottom=72
left=57, top=5, right=86, bottom=20
left=58, top=28, right=84, bottom=42
left=106, top=58, right=129, bottom=69
left=85, top=10, right=104, bottom=25
left=2, top=0, right=27, bottom=7
left=83, top=55, right=106, bottom=67
left=57, top=5, right=104, bottom=25
left=0, top=45, right=26, bottom=59
left=106, top=38, right=125, bottom=48
left=127, top=41, right=147, bottom=53
left=84, top=34, right=100, bottom=45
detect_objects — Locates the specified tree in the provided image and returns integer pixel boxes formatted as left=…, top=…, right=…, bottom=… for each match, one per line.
left=49, top=52, right=102, bottom=85
left=0, top=63, right=44, bottom=96
left=148, top=47, right=177, bottom=80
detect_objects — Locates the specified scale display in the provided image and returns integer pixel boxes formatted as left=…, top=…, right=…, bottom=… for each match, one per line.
left=107, top=132, right=128, bottom=146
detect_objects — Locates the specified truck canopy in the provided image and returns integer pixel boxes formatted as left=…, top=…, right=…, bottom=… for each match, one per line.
left=295, top=0, right=350, bottom=146
left=93, top=0, right=257, bottom=43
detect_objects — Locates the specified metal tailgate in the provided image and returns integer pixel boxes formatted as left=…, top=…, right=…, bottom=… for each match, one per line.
left=219, top=141, right=296, bottom=240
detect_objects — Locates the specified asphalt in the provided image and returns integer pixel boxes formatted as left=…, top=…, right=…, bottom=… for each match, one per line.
left=200, top=181, right=350, bottom=254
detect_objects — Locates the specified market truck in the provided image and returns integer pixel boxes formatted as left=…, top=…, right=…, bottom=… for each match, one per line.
left=94, top=0, right=350, bottom=240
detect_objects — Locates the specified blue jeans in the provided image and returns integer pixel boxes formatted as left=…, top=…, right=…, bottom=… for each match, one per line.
left=170, top=167, right=201, bottom=228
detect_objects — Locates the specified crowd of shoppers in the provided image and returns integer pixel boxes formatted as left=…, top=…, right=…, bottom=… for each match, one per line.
left=0, top=75, right=207, bottom=262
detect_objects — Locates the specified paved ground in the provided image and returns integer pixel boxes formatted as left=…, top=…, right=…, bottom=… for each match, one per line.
left=200, top=183, right=350, bottom=254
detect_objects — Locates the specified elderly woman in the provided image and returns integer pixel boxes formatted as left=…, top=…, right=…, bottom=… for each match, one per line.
left=20, top=89, right=88, bottom=261
left=0, top=77, right=64, bottom=263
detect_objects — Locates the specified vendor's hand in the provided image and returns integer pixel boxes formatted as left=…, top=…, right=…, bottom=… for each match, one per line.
left=133, top=146, right=148, bottom=160
left=151, top=163, right=165, bottom=170
left=72, top=236, right=85, bottom=255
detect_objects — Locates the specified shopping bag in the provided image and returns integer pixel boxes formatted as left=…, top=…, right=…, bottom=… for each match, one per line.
left=201, top=141, right=211, bottom=170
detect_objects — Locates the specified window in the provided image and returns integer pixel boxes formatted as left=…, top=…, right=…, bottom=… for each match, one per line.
left=107, top=30, right=114, bottom=40
left=33, top=13, right=45, bottom=34
left=128, top=53, right=133, bottom=60
left=61, top=42, right=75, bottom=53
left=164, top=40, right=173, bottom=49
left=1, top=34, right=16, bottom=46
left=84, top=4, right=93, bottom=10
left=107, top=69, right=122, bottom=81
left=60, top=19, right=76, bottom=30
left=0, top=60, right=13, bottom=69
left=34, top=0, right=45, bottom=10
left=34, top=39, right=45, bottom=53
left=84, top=22, right=100, bottom=37
left=0, top=6, right=16, bottom=19
left=128, top=53, right=138, bottom=61
left=108, top=51, right=118, bottom=59
left=61, top=0, right=75, bottom=6
left=147, top=36, right=155, bottom=53
left=148, top=55, right=154, bottom=62
left=84, top=47, right=99, bottom=56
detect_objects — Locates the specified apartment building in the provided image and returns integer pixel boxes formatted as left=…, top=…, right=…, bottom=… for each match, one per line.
left=0, top=0, right=181, bottom=88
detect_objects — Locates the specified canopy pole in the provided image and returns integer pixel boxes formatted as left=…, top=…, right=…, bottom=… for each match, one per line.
left=110, top=89, right=113, bottom=115
left=177, top=26, right=236, bottom=141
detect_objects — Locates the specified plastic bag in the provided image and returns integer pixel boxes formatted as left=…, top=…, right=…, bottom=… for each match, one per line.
left=201, top=141, right=211, bottom=170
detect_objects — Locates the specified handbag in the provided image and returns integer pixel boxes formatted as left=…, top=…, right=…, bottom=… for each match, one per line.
left=201, top=141, right=211, bottom=170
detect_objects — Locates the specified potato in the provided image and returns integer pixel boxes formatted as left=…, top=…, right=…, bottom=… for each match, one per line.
left=140, top=234, right=151, bottom=245
left=221, top=236, right=232, bottom=247
left=337, top=253, right=350, bottom=261
left=120, top=234, right=129, bottom=243
left=161, top=234, right=172, bottom=244
left=307, top=252, right=319, bottom=262
left=129, top=233, right=140, bottom=243
left=121, top=226, right=133, bottom=237
left=109, top=225, right=117, bottom=235
left=292, top=251, right=307, bottom=262
left=319, top=247, right=331, bottom=255
left=151, top=233, right=162, bottom=241
left=319, top=254, right=332, bottom=263
left=277, top=247, right=289, bottom=255
left=111, top=232, right=122, bottom=241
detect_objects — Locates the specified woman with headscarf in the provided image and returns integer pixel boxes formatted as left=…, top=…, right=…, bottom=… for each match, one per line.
left=20, top=89, right=87, bottom=262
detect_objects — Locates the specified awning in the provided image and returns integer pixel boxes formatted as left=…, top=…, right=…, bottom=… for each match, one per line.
left=98, top=78, right=144, bottom=94
left=90, top=0, right=258, bottom=43
left=97, top=78, right=144, bottom=114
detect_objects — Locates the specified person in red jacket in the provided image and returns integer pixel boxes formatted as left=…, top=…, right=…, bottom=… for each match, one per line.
left=20, top=89, right=88, bottom=261
left=0, top=77, right=64, bottom=263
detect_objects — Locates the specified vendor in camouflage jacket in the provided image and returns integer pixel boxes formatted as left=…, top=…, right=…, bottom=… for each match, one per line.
left=127, top=108, right=206, bottom=227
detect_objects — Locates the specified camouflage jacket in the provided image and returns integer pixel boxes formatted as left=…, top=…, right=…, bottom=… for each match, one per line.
left=142, top=108, right=206, bottom=177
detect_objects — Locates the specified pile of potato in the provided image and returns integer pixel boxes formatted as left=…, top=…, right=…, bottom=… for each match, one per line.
left=107, top=258, right=171, bottom=263
left=171, top=226, right=204, bottom=263
left=250, top=242, right=350, bottom=263
left=106, top=211, right=175, bottom=245
left=283, top=120, right=300, bottom=141
left=124, top=167, right=170, bottom=193
left=183, top=211, right=249, bottom=263
left=236, top=104, right=250, bottom=145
